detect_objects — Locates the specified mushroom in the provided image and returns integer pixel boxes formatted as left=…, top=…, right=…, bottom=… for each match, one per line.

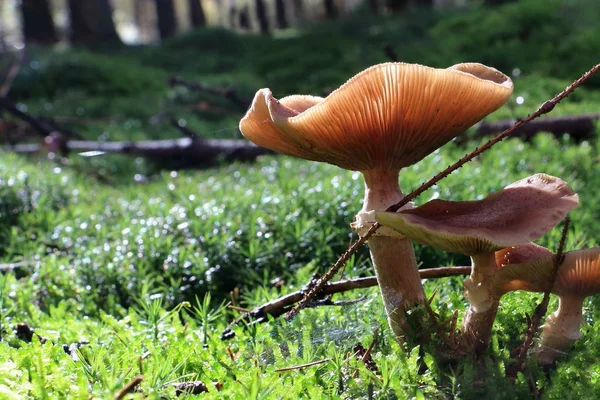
left=239, top=62, right=513, bottom=342
left=374, top=174, right=578, bottom=351
left=493, top=248, right=600, bottom=365
left=495, top=242, right=554, bottom=268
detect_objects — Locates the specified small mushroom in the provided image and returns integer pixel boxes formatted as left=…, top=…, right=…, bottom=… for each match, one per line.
left=495, top=242, right=554, bottom=268
left=375, top=174, right=578, bottom=351
left=493, top=248, right=600, bottom=365
left=240, top=62, right=513, bottom=342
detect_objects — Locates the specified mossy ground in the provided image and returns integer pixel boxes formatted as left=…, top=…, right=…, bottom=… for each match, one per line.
left=1, top=0, right=600, bottom=398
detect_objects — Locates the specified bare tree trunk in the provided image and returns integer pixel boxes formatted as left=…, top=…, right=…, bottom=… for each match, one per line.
left=324, top=0, right=337, bottom=19
left=239, top=6, right=251, bottom=30
left=255, top=0, right=269, bottom=33
left=275, top=0, right=288, bottom=28
left=68, top=0, right=122, bottom=47
left=154, top=0, right=177, bottom=39
left=133, top=0, right=152, bottom=41
left=368, top=0, right=380, bottom=13
left=387, top=0, right=409, bottom=12
left=388, top=0, right=432, bottom=11
left=189, top=0, right=206, bottom=27
left=292, top=0, right=304, bottom=20
left=20, top=0, right=58, bottom=44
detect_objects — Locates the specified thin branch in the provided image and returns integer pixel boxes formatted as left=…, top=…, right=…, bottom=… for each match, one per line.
left=220, top=266, right=470, bottom=339
left=114, top=375, right=144, bottom=400
left=285, top=63, right=600, bottom=320
left=472, top=113, right=599, bottom=142
left=0, top=96, right=58, bottom=138
left=274, top=358, right=330, bottom=372
left=168, top=76, right=252, bottom=109
left=170, top=118, right=204, bottom=140
left=0, top=260, right=35, bottom=271
left=512, top=216, right=571, bottom=375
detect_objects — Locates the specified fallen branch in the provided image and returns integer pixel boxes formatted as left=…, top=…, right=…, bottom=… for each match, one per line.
left=221, top=266, right=470, bottom=339
left=285, top=63, right=600, bottom=320
left=169, top=76, right=252, bottom=109
left=473, top=113, right=599, bottom=141
left=7, top=136, right=273, bottom=169
left=0, top=260, right=35, bottom=271
left=0, top=96, right=57, bottom=139
left=115, top=375, right=144, bottom=400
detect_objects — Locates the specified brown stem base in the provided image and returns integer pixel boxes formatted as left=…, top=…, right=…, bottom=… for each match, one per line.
left=459, top=301, right=499, bottom=356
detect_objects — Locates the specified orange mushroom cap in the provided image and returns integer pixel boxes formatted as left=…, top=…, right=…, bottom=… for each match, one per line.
left=240, top=62, right=513, bottom=171
left=239, top=90, right=324, bottom=160
left=375, top=174, right=578, bottom=255
left=493, top=248, right=600, bottom=297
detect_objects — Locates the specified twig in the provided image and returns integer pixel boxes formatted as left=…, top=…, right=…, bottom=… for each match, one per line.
left=285, top=63, right=600, bottom=320
left=275, top=358, right=330, bottom=372
left=511, top=217, right=571, bottom=375
left=114, top=375, right=144, bottom=399
left=0, top=97, right=58, bottom=138
left=220, top=266, right=470, bottom=339
left=228, top=305, right=251, bottom=313
left=168, top=76, right=252, bottom=109
left=353, top=327, right=380, bottom=377
left=170, top=118, right=203, bottom=140
left=472, top=113, right=600, bottom=142
left=0, top=260, right=35, bottom=271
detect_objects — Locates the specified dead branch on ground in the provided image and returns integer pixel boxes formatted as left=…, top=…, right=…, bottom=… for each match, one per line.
left=221, top=266, right=470, bottom=339
left=472, top=113, right=599, bottom=142
left=0, top=95, right=271, bottom=169
left=169, top=76, right=252, bottom=109
left=7, top=135, right=273, bottom=169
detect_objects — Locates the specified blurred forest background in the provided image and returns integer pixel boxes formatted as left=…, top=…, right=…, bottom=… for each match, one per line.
left=2, top=0, right=522, bottom=49
left=0, top=0, right=468, bottom=49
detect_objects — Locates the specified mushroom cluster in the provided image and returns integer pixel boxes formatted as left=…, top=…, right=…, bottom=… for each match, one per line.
left=494, top=246, right=600, bottom=365
left=375, top=173, right=579, bottom=352
left=240, top=62, right=513, bottom=342
left=239, top=61, right=597, bottom=363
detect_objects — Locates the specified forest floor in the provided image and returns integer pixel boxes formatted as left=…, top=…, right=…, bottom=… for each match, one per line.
left=1, top=1, right=600, bottom=398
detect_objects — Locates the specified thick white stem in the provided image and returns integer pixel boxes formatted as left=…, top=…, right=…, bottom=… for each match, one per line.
left=461, top=253, right=498, bottom=353
left=535, top=295, right=584, bottom=365
left=359, top=169, right=426, bottom=341
left=464, top=253, right=498, bottom=313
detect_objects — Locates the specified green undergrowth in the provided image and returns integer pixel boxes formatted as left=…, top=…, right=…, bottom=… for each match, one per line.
left=1, top=129, right=599, bottom=398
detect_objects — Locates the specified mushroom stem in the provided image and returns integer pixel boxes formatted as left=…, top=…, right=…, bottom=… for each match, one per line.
left=360, top=169, right=427, bottom=342
left=461, top=252, right=499, bottom=352
left=535, top=295, right=584, bottom=365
